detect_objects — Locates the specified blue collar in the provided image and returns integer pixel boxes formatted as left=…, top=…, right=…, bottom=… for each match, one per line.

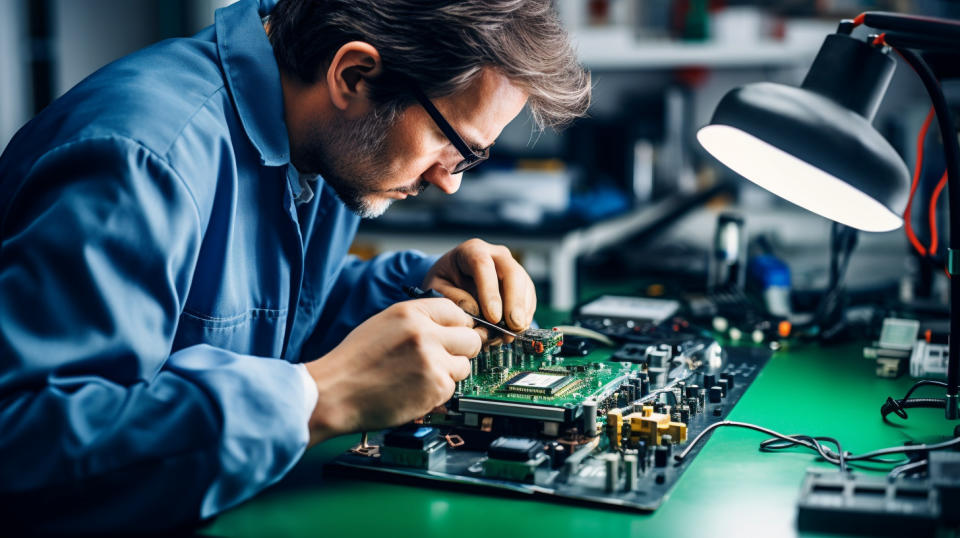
left=215, top=0, right=289, bottom=167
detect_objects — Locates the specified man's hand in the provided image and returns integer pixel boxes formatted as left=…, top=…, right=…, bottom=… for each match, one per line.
left=304, top=298, right=481, bottom=446
left=423, top=238, right=536, bottom=343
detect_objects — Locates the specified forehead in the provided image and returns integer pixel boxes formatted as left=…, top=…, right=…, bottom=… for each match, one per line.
left=432, top=68, right=529, bottom=148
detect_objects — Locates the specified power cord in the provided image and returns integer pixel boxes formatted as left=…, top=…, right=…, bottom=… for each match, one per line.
left=881, top=379, right=949, bottom=421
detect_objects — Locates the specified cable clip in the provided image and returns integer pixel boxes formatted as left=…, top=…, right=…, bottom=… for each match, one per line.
left=884, top=396, right=909, bottom=419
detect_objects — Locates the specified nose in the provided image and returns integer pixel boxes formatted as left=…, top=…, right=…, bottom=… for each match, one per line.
left=422, top=162, right=462, bottom=194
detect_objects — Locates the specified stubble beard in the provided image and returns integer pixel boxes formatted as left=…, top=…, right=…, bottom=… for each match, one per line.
left=295, top=107, right=425, bottom=219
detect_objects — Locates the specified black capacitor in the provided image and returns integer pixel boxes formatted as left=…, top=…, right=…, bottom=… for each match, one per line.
left=627, top=383, right=637, bottom=403
left=709, top=386, right=723, bottom=403
left=639, top=376, right=650, bottom=397
left=718, top=378, right=730, bottom=398
left=721, top=372, right=735, bottom=389
left=698, top=388, right=707, bottom=408
left=704, top=374, right=717, bottom=389
left=661, top=434, right=673, bottom=449
left=679, top=405, right=691, bottom=423
left=547, top=442, right=567, bottom=468
left=654, top=445, right=669, bottom=467
left=686, top=384, right=700, bottom=399
left=686, top=398, right=699, bottom=415
left=636, top=440, right=648, bottom=471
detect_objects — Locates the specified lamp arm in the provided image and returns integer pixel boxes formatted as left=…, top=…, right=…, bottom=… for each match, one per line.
left=884, top=44, right=960, bottom=418
left=860, top=11, right=960, bottom=43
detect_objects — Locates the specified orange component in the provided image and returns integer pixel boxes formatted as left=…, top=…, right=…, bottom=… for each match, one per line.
left=534, top=341, right=544, bottom=354
left=925, top=329, right=933, bottom=343
left=853, top=13, right=866, bottom=26
left=777, top=320, right=792, bottom=338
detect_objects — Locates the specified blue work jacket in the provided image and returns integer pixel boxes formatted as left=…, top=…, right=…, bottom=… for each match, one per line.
left=0, top=0, right=434, bottom=532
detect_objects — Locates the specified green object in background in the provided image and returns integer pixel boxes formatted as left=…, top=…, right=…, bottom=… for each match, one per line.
left=684, top=0, right=710, bottom=41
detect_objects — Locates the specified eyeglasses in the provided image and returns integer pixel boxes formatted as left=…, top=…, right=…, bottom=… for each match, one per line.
left=410, top=85, right=490, bottom=174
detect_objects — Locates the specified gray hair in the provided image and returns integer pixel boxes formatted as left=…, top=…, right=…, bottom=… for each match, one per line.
left=267, top=0, right=591, bottom=130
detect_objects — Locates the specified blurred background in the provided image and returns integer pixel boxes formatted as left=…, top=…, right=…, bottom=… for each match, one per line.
left=1, top=0, right=958, bottom=314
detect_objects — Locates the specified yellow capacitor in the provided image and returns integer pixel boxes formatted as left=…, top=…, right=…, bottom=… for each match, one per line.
left=667, top=422, right=688, bottom=444
left=606, top=409, right=623, bottom=449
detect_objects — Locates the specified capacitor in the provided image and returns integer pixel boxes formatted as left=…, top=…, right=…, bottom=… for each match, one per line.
left=718, top=378, right=730, bottom=398
left=471, top=356, right=478, bottom=377
left=686, top=397, right=700, bottom=415
left=505, top=345, right=513, bottom=369
left=679, top=405, right=691, bottom=423
left=698, top=388, right=707, bottom=409
left=654, top=445, right=669, bottom=467
left=721, top=372, right=735, bottom=389
left=703, top=374, right=717, bottom=389
left=582, top=399, right=598, bottom=437
left=709, top=386, right=723, bottom=403
left=640, top=377, right=650, bottom=398
left=686, top=384, right=700, bottom=399
left=605, top=456, right=619, bottom=493
left=495, top=345, right=504, bottom=368
left=661, top=433, right=673, bottom=448
left=624, top=455, right=639, bottom=491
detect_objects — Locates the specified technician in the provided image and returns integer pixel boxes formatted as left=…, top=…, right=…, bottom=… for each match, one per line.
left=0, top=0, right=589, bottom=532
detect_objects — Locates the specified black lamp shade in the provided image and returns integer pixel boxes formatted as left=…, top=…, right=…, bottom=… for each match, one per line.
left=698, top=34, right=910, bottom=232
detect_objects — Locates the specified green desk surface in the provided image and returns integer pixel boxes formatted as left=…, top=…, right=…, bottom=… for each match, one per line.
left=201, top=338, right=954, bottom=538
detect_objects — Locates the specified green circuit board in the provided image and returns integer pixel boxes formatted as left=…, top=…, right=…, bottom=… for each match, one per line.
left=458, top=346, right=631, bottom=408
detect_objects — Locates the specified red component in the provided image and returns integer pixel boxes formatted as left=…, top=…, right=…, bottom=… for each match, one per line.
left=925, top=329, right=933, bottom=343
left=853, top=12, right=866, bottom=26
left=534, top=341, right=544, bottom=354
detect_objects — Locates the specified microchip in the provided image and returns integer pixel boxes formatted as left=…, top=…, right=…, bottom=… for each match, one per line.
left=487, top=437, right=544, bottom=462
left=502, top=371, right=576, bottom=396
left=383, top=425, right=441, bottom=449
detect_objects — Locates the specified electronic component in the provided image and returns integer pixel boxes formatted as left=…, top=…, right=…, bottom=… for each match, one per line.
left=501, top=371, right=577, bottom=396
left=517, top=327, right=563, bottom=357
left=878, top=317, right=920, bottom=350
left=910, top=340, right=949, bottom=378
left=483, top=437, right=547, bottom=483
left=578, top=295, right=680, bottom=323
left=796, top=470, right=938, bottom=536
left=380, top=425, right=446, bottom=470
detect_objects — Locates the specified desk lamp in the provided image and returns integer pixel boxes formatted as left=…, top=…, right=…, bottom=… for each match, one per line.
left=697, top=12, right=960, bottom=419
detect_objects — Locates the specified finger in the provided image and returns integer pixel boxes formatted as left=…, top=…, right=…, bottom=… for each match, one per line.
left=436, top=325, right=483, bottom=358
left=473, top=326, right=493, bottom=346
left=456, top=247, right=502, bottom=324
left=414, top=297, right=473, bottom=328
left=429, top=278, right=481, bottom=317
left=493, top=252, right=533, bottom=330
left=446, top=356, right=471, bottom=382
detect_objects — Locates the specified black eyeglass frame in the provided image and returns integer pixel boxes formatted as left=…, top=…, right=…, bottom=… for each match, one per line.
left=410, top=85, right=490, bottom=174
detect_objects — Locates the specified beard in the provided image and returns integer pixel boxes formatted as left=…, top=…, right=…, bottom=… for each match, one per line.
left=292, top=106, right=426, bottom=219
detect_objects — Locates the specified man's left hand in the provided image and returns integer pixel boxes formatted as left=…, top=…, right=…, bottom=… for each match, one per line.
left=423, top=238, right=536, bottom=343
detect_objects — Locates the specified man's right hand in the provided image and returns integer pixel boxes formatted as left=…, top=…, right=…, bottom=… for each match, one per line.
left=304, top=298, right=482, bottom=446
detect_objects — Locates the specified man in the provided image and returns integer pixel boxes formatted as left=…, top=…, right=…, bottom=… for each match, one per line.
left=0, top=0, right=589, bottom=532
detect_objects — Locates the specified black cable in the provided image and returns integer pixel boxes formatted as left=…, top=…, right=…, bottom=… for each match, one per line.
left=885, top=43, right=960, bottom=412
left=675, top=420, right=960, bottom=471
left=881, top=380, right=950, bottom=420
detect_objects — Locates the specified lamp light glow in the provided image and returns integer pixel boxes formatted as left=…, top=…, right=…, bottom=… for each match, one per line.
left=697, top=124, right=903, bottom=232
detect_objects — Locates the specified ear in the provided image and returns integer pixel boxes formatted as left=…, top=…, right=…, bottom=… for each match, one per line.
left=324, top=41, right=383, bottom=118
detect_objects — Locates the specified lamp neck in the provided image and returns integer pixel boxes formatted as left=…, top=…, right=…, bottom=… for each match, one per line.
left=801, top=33, right=896, bottom=121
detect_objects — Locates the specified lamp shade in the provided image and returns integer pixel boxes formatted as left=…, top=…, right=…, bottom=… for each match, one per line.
left=697, top=34, right=910, bottom=232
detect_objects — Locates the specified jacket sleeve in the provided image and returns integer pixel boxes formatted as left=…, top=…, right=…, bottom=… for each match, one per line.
left=0, top=137, right=313, bottom=533
left=297, top=251, right=438, bottom=361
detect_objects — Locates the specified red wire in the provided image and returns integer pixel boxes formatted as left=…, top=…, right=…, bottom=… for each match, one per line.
left=853, top=13, right=866, bottom=26
left=904, top=107, right=937, bottom=256
left=928, top=170, right=949, bottom=255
